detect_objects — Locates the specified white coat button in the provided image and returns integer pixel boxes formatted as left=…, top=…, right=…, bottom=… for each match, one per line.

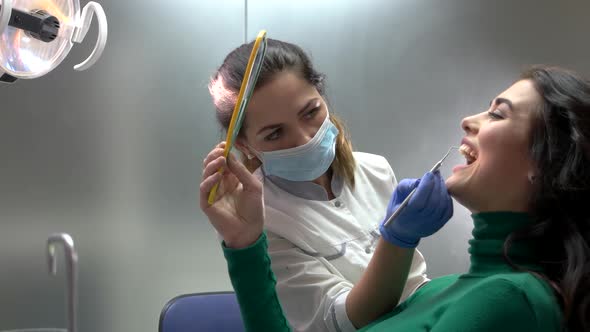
left=334, top=200, right=342, bottom=208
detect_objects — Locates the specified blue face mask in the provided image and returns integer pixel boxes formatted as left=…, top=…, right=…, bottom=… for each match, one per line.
left=251, top=114, right=339, bottom=182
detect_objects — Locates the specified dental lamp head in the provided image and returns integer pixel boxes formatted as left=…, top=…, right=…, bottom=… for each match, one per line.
left=0, top=0, right=108, bottom=84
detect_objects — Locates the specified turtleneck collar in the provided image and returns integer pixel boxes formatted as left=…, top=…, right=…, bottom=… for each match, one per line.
left=465, top=211, right=542, bottom=277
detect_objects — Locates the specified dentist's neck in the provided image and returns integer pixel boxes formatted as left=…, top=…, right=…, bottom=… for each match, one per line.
left=313, top=168, right=335, bottom=200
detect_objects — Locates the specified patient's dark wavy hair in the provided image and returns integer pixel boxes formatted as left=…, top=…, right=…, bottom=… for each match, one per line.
left=504, top=66, right=590, bottom=331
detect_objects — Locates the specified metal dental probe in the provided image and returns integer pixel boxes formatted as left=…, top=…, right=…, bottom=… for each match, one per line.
left=383, top=146, right=459, bottom=228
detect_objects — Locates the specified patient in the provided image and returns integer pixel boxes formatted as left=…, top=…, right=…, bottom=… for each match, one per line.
left=200, top=66, right=590, bottom=331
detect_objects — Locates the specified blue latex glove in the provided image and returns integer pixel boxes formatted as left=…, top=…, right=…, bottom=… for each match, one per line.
left=379, top=171, right=453, bottom=248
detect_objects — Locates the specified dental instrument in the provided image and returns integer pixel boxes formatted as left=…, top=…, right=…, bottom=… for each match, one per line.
left=383, top=146, right=459, bottom=228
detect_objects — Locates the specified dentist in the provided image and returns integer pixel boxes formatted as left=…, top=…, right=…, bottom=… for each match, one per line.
left=201, top=38, right=452, bottom=331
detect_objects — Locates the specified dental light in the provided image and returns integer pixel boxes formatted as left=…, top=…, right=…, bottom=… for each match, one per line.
left=0, top=0, right=107, bottom=83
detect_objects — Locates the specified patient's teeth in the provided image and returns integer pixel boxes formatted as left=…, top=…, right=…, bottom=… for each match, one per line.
left=459, top=143, right=478, bottom=161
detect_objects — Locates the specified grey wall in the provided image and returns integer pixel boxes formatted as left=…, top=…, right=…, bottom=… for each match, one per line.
left=0, top=0, right=589, bottom=331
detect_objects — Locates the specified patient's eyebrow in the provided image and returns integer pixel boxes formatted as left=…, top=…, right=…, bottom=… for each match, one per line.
left=490, top=97, right=514, bottom=111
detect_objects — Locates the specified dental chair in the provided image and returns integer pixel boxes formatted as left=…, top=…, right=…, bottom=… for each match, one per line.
left=158, top=291, right=245, bottom=332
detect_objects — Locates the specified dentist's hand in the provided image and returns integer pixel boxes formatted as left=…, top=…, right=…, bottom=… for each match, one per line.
left=379, top=171, right=453, bottom=248
left=200, top=142, right=264, bottom=249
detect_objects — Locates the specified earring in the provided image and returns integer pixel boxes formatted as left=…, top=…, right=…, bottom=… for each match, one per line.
left=247, top=154, right=254, bottom=160
left=528, top=173, right=537, bottom=184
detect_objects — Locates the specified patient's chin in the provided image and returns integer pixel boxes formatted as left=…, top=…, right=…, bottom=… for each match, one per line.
left=445, top=178, right=474, bottom=209
left=445, top=175, right=464, bottom=195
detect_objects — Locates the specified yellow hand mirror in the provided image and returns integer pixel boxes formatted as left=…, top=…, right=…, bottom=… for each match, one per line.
left=208, top=30, right=267, bottom=204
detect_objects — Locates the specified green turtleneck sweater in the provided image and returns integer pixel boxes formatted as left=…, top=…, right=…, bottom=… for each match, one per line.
left=223, top=212, right=563, bottom=331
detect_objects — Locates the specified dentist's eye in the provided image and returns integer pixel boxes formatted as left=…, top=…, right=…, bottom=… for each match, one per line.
left=303, top=106, right=320, bottom=119
left=487, top=110, right=504, bottom=120
left=264, top=128, right=282, bottom=141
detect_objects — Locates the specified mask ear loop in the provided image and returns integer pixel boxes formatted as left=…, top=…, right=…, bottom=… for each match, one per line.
left=244, top=142, right=262, bottom=160
left=73, top=1, right=108, bottom=71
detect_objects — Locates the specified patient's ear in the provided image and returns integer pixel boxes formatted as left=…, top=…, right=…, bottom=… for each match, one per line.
left=527, top=162, right=539, bottom=184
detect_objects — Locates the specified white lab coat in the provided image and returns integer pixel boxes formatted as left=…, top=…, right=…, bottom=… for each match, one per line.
left=259, top=152, right=429, bottom=332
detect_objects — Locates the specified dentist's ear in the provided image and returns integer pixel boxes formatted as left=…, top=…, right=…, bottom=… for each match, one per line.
left=234, top=138, right=255, bottom=160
